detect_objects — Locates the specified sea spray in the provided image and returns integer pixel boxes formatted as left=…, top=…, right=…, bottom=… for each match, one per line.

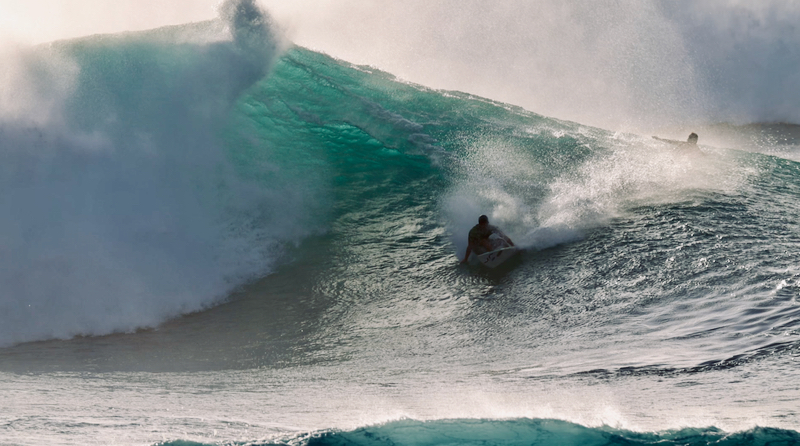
left=0, top=0, right=300, bottom=347
left=446, top=127, right=745, bottom=255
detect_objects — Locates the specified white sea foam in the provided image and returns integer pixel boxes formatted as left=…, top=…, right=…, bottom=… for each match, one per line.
left=0, top=0, right=307, bottom=347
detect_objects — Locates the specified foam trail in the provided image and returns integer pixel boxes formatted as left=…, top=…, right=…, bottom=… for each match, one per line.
left=0, top=0, right=302, bottom=346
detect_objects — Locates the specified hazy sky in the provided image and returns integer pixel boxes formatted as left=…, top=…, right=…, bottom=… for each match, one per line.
left=2, top=0, right=798, bottom=130
left=0, top=0, right=220, bottom=43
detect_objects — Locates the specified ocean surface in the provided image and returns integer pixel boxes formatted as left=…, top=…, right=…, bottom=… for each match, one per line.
left=2, top=1, right=800, bottom=445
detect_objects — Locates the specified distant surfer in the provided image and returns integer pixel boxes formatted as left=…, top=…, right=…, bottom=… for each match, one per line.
left=461, top=215, right=515, bottom=264
left=652, top=132, right=702, bottom=154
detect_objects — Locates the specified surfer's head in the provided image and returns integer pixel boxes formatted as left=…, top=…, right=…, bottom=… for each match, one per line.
left=687, top=133, right=698, bottom=144
left=478, top=215, right=489, bottom=225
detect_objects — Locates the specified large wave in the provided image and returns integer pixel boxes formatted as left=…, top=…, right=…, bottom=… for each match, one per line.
left=1, top=0, right=794, bottom=353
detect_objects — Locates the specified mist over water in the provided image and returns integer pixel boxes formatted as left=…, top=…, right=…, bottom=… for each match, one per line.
left=4, top=0, right=799, bottom=131
left=265, top=0, right=800, bottom=132
left=0, top=0, right=302, bottom=346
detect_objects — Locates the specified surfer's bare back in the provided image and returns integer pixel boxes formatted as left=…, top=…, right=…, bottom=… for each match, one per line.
left=461, top=215, right=514, bottom=264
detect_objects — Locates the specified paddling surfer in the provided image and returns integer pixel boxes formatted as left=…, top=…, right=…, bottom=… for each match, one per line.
left=461, top=215, right=515, bottom=264
left=653, top=132, right=702, bottom=154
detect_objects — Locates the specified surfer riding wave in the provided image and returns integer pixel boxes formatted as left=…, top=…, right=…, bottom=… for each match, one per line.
left=461, top=215, right=515, bottom=264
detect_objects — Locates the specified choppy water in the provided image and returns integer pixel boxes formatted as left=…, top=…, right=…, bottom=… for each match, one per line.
left=1, top=1, right=799, bottom=445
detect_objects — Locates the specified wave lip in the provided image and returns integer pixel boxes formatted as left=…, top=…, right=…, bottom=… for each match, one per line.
left=154, top=418, right=800, bottom=446
left=305, top=419, right=800, bottom=446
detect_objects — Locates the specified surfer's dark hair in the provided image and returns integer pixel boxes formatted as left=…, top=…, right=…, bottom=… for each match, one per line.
left=688, top=132, right=698, bottom=143
left=479, top=215, right=489, bottom=224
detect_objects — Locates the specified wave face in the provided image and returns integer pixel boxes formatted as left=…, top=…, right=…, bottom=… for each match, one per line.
left=2, top=4, right=800, bottom=445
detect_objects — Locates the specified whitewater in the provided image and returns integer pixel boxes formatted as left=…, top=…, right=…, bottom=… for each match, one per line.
left=2, top=0, right=800, bottom=445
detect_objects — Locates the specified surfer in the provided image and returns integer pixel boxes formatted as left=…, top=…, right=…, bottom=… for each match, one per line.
left=652, top=132, right=702, bottom=153
left=461, top=215, right=515, bottom=264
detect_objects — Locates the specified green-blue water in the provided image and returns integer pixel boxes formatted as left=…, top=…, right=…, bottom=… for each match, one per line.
left=1, top=2, right=800, bottom=445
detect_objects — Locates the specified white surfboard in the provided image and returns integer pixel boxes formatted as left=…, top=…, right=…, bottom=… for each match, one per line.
left=476, top=234, right=518, bottom=268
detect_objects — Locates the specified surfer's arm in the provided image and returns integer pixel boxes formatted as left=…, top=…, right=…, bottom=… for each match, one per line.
left=461, top=245, right=473, bottom=264
left=495, top=229, right=515, bottom=246
left=652, top=136, right=680, bottom=145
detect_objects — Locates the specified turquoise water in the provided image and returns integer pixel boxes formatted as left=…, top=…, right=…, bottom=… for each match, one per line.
left=158, top=419, right=800, bottom=446
left=1, top=1, right=800, bottom=445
